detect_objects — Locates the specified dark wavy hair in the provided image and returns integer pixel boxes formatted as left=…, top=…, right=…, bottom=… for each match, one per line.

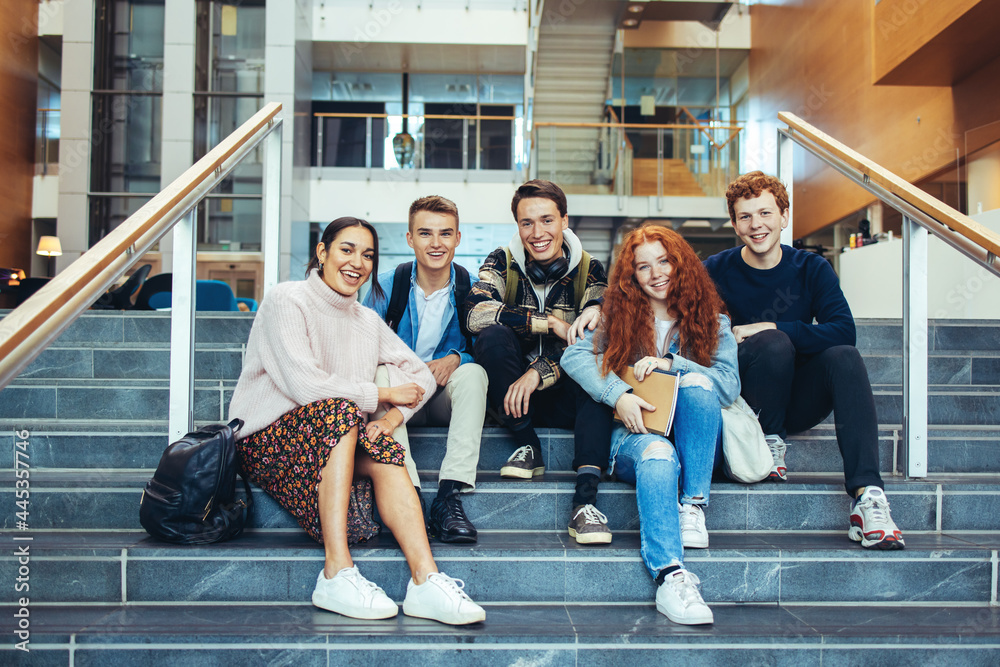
left=597, top=225, right=724, bottom=376
left=306, top=217, right=384, bottom=302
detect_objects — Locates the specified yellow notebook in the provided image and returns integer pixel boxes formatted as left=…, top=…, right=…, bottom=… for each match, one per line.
left=612, top=366, right=680, bottom=436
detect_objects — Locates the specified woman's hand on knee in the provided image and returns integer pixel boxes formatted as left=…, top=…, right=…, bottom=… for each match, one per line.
left=365, top=417, right=396, bottom=441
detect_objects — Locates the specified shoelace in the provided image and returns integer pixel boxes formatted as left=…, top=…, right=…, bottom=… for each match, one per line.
left=428, top=572, right=473, bottom=602
left=509, top=445, right=535, bottom=463
left=574, top=504, right=608, bottom=526
left=669, top=570, right=704, bottom=607
left=765, top=437, right=785, bottom=463
left=679, top=505, right=701, bottom=528
left=858, top=495, right=891, bottom=524
left=343, top=568, right=385, bottom=598
left=444, top=495, right=470, bottom=522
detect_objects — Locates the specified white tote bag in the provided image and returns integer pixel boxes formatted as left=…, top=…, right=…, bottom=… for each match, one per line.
left=720, top=396, right=772, bottom=483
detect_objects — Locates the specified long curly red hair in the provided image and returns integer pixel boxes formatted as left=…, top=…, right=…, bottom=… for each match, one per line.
left=598, top=225, right=725, bottom=377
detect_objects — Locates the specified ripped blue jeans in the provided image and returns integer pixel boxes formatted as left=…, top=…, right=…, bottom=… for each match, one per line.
left=610, top=379, right=722, bottom=579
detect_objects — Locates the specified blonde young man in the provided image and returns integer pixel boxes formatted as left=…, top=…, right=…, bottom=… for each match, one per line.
left=364, top=196, right=488, bottom=543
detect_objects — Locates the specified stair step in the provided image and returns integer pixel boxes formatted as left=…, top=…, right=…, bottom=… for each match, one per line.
left=4, top=380, right=998, bottom=425
left=2, top=423, right=998, bottom=473
left=4, top=469, right=999, bottom=533
left=14, top=602, right=1000, bottom=664
left=4, top=531, right=997, bottom=606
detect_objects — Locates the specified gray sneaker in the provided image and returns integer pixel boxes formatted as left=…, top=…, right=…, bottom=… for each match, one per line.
left=500, top=444, right=544, bottom=479
left=567, top=504, right=612, bottom=545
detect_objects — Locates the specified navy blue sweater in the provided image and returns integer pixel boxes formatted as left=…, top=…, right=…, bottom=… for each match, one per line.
left=703, top=245, right=856, bottom=356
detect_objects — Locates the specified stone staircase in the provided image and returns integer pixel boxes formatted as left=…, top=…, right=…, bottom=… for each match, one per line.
left=2, top=311, right=1000, bottom=664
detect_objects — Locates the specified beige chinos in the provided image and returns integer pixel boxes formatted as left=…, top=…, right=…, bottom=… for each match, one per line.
left=373, top=362, right=488, bottom=490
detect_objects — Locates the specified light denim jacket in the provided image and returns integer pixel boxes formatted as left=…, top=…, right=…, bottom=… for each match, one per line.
left=561, top=314, right=741, bottom=411
left=363, top=262, right=474, bottom=366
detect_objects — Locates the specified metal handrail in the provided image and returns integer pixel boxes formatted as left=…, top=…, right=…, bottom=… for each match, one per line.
left=776, top=111, right=1000, bottom=480
left=0, top=103, right=284, bottom=412
left=779, top=112, right=1000, bottom=265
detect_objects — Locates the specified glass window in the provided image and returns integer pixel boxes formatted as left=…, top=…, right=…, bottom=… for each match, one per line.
left=194, top=0, right=265, bottom=252
left=90, top=0, right=165, bottom=243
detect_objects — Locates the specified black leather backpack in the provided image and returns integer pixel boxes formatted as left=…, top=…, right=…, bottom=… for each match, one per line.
left=139, top=418, right=253, bottom=544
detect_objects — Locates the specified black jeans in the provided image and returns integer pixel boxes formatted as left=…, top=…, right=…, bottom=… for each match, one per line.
left=737, top=328, right=883, bottom=495
left=474, top=325, right=613, bottom=470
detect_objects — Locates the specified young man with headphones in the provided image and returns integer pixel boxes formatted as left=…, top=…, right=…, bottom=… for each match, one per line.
left=466, top=180, right=615, bottom=545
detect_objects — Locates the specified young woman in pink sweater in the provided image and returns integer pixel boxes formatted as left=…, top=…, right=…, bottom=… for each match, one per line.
left=229, top=217, right=485, bottom=625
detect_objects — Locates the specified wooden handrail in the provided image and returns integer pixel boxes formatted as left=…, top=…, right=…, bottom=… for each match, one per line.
left=779, top=111, right=1000, bottom=258
left=0, top=102, right=283, bottom=390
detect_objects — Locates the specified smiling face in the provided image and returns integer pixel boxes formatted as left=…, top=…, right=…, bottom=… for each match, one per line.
left=633, top=241, right=674, bottom=317
left=407, top=210, right=460, bottom=274
left=516, top=197, right=569, bottom=266
left=316, top=224, right=375, bottom=297
left=733, top=190, right=788, bottom=269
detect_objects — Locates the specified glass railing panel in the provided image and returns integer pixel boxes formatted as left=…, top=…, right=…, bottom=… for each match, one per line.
left=314, top=113, right=523, bottom=173
left=533, top=122, right=742, bottom=197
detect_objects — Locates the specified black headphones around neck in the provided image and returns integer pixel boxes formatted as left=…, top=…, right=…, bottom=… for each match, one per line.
left=525, top=244, right=570, bottom=285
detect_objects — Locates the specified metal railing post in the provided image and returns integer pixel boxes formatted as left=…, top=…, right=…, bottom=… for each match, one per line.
left=462, top=118, right=470, bottom=180
left=168, top=209, right=198, bottom=442
left=315, top=116, right=324, bottom=167
left=656, top=128, right=664, bottom=211
left=617, top=127, right=625, bottom=210
left=262, top=119, right=283, bottom=297
left=365, top=116, right=373, bottom=178
left=548, top=127, right=555, bottom=181
left=777, top=129, right=794, bottom=243
left=902, top=215, right=929, bottom=477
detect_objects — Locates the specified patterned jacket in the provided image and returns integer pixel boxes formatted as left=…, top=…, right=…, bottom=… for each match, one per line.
left=465, top=229, right=607, bottom=390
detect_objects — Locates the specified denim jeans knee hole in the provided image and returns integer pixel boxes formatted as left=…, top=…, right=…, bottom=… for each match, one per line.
left=679, top=373, right=712, bottom=391
left=641, top=443, right=674, bottom=462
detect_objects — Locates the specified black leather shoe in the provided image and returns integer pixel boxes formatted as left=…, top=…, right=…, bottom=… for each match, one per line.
left=429, top=493, right=478, bottom=544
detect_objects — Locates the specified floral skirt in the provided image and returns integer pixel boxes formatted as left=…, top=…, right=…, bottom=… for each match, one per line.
left=236, top=398, right=406, bottom=544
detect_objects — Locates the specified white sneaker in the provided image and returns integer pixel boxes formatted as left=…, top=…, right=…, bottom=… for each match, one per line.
left=311, top=566, right=398, bottom=620
left=765, top=434, right=787, bottom=481
left=849, top=487, right=905, bottom=550
left=402, top=572, right=486, bottom=625
left=679, top=503, right=709, bottom=549
left=655, top=569, right=714, bottom=625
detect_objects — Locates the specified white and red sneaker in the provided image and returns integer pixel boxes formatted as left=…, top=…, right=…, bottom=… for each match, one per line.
left=765, top=435, right=787, bottom=481
left=849, top=487, right=905, bottom=550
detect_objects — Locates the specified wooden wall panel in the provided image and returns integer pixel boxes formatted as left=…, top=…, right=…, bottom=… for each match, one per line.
left=0, top=0, right=38, bottom=276
left=872, top=0, right=982, bottom=84
left=748, top=0, right=1000, bottom=237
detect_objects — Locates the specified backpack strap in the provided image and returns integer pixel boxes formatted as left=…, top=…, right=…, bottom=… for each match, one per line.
left=503, top=247, right=519, bottom=306
left=452, top=264, right=475, bottom=354
left=573, top=250, right=592, bottom=313
left=385, top=262, right=413, bottom=332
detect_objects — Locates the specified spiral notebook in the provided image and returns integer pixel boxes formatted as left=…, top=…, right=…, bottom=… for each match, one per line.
left=612, top=366, right=680, bottom=436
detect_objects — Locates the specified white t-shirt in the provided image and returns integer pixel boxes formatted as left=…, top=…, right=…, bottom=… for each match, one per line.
left=413, top=281, right=453, bottom=362
left=654, top=317, right=676, bottom=358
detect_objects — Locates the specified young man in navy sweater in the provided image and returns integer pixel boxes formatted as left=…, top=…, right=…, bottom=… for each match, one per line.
left=704, top=171, right=904, bottom=550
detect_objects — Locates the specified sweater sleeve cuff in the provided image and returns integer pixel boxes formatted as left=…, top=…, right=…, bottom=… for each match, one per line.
left=358, top=382, right=380, bottom=414
left=530, top=314, right=548, bottom=335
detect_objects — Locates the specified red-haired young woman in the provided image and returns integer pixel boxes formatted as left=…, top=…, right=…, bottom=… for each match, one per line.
left=562, top=225, right=740, bottom=625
